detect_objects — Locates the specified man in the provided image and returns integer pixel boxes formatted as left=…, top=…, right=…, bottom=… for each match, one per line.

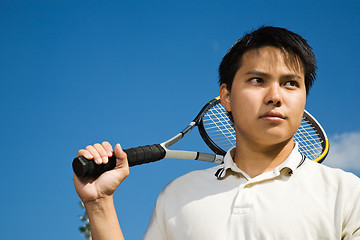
left=73, top=26, right=360, bottom=239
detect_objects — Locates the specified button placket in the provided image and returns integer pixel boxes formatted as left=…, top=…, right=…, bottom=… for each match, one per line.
left=232, top=182, right=254, bottom=215
left=231, top=170, right=282, bottom=215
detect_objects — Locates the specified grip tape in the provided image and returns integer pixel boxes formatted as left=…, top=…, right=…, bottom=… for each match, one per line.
left=72, top=144, right=166, bottom=179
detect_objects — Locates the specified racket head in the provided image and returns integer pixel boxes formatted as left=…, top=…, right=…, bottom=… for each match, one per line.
left=295, top=110, right=329, bottom=163
left=196, top=97, right=236, bottom=155
left=197, top=97, right=329, bottom=163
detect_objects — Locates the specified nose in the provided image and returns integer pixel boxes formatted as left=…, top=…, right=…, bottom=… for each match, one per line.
left=265, top=84, right=282, bottom=107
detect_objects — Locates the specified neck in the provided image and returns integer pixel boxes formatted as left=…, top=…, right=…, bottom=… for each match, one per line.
left=233, top=137, right=295, bottom=178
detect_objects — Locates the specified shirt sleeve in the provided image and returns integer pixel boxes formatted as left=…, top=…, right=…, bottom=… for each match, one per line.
left=143, top=190, right=168, bottom=240
left=342, top=177, right=360, bottom=239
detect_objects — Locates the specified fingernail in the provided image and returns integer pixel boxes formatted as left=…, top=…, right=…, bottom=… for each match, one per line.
left=95, top=158, right=102, bottom=164
left=102, top=157, right=108, bottom=164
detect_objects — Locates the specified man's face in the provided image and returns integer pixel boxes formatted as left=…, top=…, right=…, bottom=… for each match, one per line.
left=220, top=46, right=307, bottom=147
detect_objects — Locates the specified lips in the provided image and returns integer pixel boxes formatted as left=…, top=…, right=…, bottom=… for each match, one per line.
left=260, top=111, right=286, bottom=120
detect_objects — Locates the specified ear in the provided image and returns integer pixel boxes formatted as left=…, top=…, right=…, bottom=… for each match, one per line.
left=219, top=84, right=231, bottom=112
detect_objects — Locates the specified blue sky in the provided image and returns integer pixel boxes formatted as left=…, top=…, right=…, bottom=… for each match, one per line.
left=1, top=1, right=359, bottom=239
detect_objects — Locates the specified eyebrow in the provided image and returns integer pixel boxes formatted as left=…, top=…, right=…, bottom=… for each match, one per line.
left=246, top=70, right=269, bottom=77
left=246, top=70, right=303, bottom=80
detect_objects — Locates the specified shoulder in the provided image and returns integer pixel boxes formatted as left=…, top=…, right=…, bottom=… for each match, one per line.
left=305, top=160, right=359, bottom=180
left=163, top=165, right=222, bottom=192
left=155, top=164, right=227, bottom=204
left=299, top=159, right=360, bottom=192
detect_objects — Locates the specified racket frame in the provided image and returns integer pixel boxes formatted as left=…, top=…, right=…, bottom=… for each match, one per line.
left=301, top=110, right=329, bottom=163
left=160, top=104, right=224, bottom=164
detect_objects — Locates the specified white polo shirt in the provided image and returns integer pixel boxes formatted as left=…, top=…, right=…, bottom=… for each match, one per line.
left=143, top=144, right=360, bottom=239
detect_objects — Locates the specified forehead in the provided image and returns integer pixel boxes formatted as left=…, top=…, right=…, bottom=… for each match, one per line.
left=240, top=46, right=305, bottom=76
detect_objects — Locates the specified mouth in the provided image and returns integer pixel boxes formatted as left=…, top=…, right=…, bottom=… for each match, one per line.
left=260, top=111, right=286, bottom=121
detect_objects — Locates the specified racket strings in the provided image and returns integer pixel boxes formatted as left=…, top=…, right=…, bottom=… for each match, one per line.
left=203, top=102, right=324, bottom=161
left=294, top=118, right=323, bottom=161
left=202, top=104, right=236, bottom=151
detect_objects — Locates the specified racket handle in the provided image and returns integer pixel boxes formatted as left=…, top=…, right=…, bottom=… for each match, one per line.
left=72, top=144, right=166, bottom=179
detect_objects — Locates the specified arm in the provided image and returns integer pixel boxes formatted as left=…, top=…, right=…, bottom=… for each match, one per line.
left=84, top=197, right=124, bottom=240
left=73, top=142, right=129, bottom=240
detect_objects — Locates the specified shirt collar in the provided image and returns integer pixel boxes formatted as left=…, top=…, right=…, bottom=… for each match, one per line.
left=215, top=143, right=304, bottom=179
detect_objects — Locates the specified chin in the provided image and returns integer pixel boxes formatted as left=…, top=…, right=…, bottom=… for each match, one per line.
left=258, top=130, right=294, bottom=145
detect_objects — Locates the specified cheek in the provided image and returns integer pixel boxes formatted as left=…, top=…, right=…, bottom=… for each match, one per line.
left=287, top=93, right=306, bottom=126
left=292, top=93, right=306, bottom=111
left=230, top=91, right=260, bottom=119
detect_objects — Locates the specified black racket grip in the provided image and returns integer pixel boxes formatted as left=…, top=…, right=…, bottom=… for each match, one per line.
left=72, top=144, right=166, bottom=179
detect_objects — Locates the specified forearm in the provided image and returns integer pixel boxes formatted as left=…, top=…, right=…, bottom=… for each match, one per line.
left=84, top=196, right=125, bottom=240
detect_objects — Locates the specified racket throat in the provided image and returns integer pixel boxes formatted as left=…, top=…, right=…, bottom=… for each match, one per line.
left=164, top=149, right=224, bottom=164
left=196, top=152, right=224, bottom=164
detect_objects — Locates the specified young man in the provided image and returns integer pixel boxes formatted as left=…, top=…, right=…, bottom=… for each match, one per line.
left=73, top=26, right=360, bottom=239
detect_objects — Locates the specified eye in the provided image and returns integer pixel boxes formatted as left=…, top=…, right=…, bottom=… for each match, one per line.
left=249, top=78, right=264, bottom=84
left=284, top=80, right=299, bottom=88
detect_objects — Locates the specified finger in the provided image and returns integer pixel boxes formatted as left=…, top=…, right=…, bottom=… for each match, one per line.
left=93, top=143, right=109, bottom=164
left=85, top=145, right=103, bottom=164
left=114, top=143, right=129, bottom=168
left=77, top=149, right=93, bottom=159
left=101, top=141, right=113, bottom=157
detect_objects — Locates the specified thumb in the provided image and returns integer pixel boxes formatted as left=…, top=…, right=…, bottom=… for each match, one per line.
left=114, top=143, right=129, bottom=169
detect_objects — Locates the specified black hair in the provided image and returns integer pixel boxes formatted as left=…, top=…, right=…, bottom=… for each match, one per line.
left=219, top=26, right=317, bottom=94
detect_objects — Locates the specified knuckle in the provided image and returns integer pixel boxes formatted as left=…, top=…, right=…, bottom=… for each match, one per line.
left=93, top=143, right=104, bottom=151
left=85, top=145, right=93, bottom=151
left=77, top=149, right=86, bottom=157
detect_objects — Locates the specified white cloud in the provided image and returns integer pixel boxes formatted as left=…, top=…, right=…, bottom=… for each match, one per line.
left=323, top=132, right=360, bottom=174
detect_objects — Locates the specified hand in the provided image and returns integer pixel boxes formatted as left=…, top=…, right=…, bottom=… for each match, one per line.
left=73, top=142, right=129, bottom=204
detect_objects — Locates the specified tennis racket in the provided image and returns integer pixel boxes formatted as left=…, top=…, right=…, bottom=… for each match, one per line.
left=73, top=97, right=329, bottom=179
